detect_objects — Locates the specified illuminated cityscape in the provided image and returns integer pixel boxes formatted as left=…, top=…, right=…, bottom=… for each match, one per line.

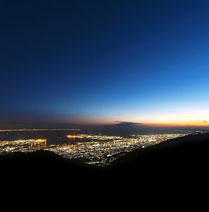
left=0, top=132, right=187, bottom=166
left=0, top=139, right=47, bottom=153
left=49, top=134, right=187, bottom=166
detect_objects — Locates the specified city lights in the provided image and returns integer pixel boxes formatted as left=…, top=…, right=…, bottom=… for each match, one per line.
left=0, top=133, right=187, bottom=166
left=0, top=139, right=47, bottom=153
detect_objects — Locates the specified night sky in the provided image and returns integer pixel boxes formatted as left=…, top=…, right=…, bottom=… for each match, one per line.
left=1, top=0, right=209, bottom=127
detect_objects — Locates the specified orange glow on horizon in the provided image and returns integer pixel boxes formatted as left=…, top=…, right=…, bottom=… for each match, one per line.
left=141, top=122, right=209, bottom=127
left=81, top=118, right=209, bottom=127
left=76, top=120, right=209, bottom=127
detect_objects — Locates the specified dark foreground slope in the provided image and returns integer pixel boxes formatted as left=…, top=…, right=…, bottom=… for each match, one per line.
left=1, top=133, right=209, bottom=192
left=109, top=133, right=209, bottom=182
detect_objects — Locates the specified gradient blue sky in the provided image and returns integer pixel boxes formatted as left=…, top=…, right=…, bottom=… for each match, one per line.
left=1, top=0, right=209, bottom=126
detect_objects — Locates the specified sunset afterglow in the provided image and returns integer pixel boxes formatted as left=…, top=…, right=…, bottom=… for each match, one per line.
left=1, top=1, right=209, bottom=129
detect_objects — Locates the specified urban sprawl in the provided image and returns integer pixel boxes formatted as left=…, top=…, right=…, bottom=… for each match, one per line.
left=0, top=133, right=187, bottom=166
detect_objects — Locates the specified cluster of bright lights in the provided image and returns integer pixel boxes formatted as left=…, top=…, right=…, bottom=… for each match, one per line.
left=51, top=133, right=187, bottom=166
left=0, top=139, right=47, bottom=153
left=0, top=133, right=187, bottom=166
left=66, top=135, right=85, bottom=139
